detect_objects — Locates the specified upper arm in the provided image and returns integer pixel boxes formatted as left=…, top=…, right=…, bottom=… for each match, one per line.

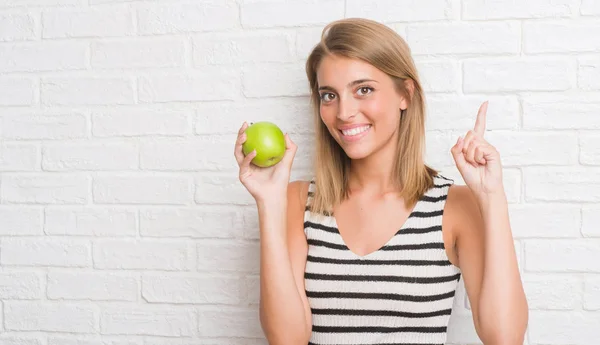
left=444, top=184, right=485, bottom=334
left=286, top=180, right=312, bottom=333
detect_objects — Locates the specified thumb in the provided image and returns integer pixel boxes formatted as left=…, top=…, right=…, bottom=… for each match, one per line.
left=451, top=136, right=467, bottom=170
left=281, top=133, right=297, bottom=168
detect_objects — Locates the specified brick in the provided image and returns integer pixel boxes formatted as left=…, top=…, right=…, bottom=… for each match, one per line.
left=0, top=206, right=42, bottom=235
left=347, top=0, right=456, bottom=22
left=0, top=272, right=42, bottom=299
left=582, top=0, right=600, bottom=15
left=523, top=93, right=600, bottom=129
left=462, top=0, right=578, bottom=19
left=528, top=311, right=600, bottom=344
left=45, top=207, right=136, bottom=237
left=138, top=70, right=240, bottom=103
left=415, top=59, right=460, bottom=93
left=509, top=205, right=580, bottom=238
left=579, top=57, right=600, bottom=90
left=91, top=37, right=186, bottom=69
left=0, top=12, right=36, bottom=41
left=42, top=142, right=138, bottom=171
left=425, top=95, right=519, bottom=131
left=485, top=131, right=578, bottom=166
left=582, top=207, right=600, bottom=237
left=0, top=77, right=35, bottom=106
left=524, top=274, right=582, bottom=310
left=94, top=239, right=192, bottom=271
left=243, top=275, right=259, bottom=305
left=142, top=274, right=241, bottom=304
left=195, top=99, right=312, bottom=135
left=100, top=305, right=196, bottom=336
left=4, top=301, right=98, bottom=333
left=140, top=136, right=236, bottom=172
left=525, top=168, right=600, bottom=202
left=197, top=241, right=259, bottom=273
left=92, top=108, right=191, bottom=137
left=42, top=77, right=135, bottom=106
left=137, top=1, right=238, bottom=35
left=198, top=306, right=262, bottom=337
left=1, top=174, right=88, bottom=204
left=584, top=275, right=600, bottom=310
left=0, top=337, right=42, bottom=345
left=464, top=58, right=574, bottom=92
left=0, top=41, right=87, bottom=72
left=1, top=238, right=91, bottom=267
left=0, top=0, right=84, bottom=7
left=241, top=0, right=343, bottom=28
left=425, top=130, right=455, bottom=167
left=195, top=174, right=255, bottom=205
left=242, top=63, right=308, bottom=97
left=42, top=6, right=133, bottom=38
left=47, top=271, right=137, bottom=301
left=295, top=27, right=325, bottom=60
left=193, top=32, right=294, bottom=65
left=93, top=175, right=192, bottom=205
left=526, top=239, right=600, bottom=272
left=139, top=206, right=242, bottom=238
left=48, top=338, right=142, bottom=345
left=581, top=133, right=600, bottom=165
left=525, top=21, right=600, bottom=53
left=1, top=113, right=87, bottom=140
left=408, top=22, right=520, bottom=55
left=0, top=143, right=38, bottom=171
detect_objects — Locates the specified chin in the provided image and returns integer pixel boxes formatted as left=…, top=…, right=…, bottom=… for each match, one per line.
left=340, top=145, right=373, bottom=160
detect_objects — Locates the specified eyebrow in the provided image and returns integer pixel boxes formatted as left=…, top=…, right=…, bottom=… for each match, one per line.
left=318, top=79, right=378, bottom=92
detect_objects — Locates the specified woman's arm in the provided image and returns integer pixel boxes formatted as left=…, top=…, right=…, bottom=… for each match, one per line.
left=447, top=183, right=528, bottom=344
left=258, top=181, right=312, bottom=344
left=448, top=101, right=528, bottom=344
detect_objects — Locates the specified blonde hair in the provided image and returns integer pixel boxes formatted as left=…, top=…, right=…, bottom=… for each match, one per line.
left=305, top=18, right=438, bottom=216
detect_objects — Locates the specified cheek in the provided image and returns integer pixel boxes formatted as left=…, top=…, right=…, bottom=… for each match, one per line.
left=363, top=97, right=399, bottom=125
left=319, top=104, right=336, bottom=125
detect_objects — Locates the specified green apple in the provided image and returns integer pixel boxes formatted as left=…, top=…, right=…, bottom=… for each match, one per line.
left=242, top=121, right=286, bottom=168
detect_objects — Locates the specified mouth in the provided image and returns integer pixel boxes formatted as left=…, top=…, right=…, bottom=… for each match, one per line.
left=338, top=124, right=372, bottom=142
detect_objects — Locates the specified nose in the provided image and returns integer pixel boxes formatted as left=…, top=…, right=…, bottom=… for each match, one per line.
left=336, top=96, right=358, bottom=121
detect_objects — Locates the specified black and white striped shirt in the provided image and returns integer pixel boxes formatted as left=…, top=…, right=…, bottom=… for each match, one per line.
left=303, top=175, right=461, bottom=345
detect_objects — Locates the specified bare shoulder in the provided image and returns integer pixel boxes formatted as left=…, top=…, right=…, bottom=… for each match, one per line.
left=443, top=184, right=485, bottom=266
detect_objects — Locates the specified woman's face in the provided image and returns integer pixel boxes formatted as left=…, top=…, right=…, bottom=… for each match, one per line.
left=316, top=54, right=409, bottom=160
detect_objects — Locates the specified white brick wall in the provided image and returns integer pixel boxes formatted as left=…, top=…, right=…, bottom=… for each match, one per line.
left=0, top=0, right=598, bottom=344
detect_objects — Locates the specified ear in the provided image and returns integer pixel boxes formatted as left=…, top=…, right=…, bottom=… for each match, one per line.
left=399, top=79, right=415, bottom=111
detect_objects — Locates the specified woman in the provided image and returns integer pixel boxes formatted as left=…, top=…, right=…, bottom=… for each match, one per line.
left=234, top=18, right=528, bottom=345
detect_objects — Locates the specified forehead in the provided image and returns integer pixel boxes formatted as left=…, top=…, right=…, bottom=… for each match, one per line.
left=316, top=55, right=387, bottom=86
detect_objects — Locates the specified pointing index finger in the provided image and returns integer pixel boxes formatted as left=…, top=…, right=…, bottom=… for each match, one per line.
left=474, top=101, right=488, bottom=136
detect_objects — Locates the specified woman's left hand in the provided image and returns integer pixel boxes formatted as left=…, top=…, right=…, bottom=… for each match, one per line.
left=450, top=101, right=505, bottom=200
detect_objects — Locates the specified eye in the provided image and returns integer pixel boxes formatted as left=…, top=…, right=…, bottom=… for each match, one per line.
left=357, top=86, right=374, bottom=96
left=320, top=93, right=336, bottom=103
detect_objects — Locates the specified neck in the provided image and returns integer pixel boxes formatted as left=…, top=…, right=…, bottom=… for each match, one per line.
left=348, top=143, right=399, bottom=195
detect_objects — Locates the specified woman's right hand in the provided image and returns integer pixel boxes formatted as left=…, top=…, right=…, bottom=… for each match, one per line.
left=234, top=122, right=298, bottom=204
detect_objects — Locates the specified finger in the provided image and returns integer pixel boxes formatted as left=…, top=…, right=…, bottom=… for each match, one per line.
left=238, top=121, right=248, bottom=135
left=474, top=101, right=488, bottom=136
left=461, top=130, right=476, bottom=155
left=281, top=133, right=298, bottom=168
left=234, top=122, right=250, bottom=165
left=466, top=140, right=479, bottom=166
left=239, top=149, right=257, bottom=181
left=451, top=136, right=467, bottom=170
left=474, top=145, right=486, bottom=165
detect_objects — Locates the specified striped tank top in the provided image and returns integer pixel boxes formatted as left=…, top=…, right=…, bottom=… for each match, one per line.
left=303, top=174, right=462, bottom=345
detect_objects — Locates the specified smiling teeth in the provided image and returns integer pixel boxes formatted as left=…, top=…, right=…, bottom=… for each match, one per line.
left=342, top=125, right=371, bottom=136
